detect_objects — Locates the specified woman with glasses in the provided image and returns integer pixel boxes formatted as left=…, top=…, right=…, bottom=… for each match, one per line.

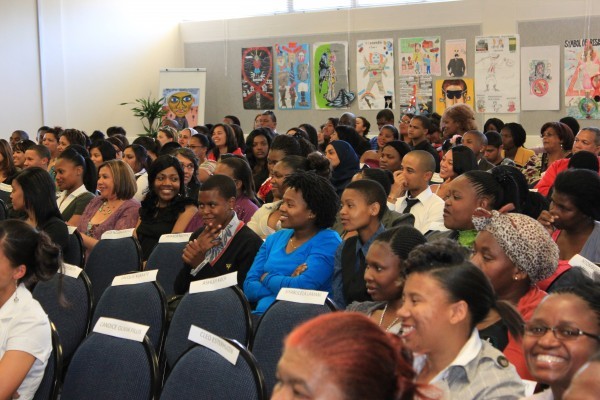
left=524, top=122, right=574, bottom=186
left=173, top=148, right=201, bottom=201
left=523, top=281, right=600, bottom=400
left=471, top=209, right=559, bottom=379
left=187, top=133, right=210, bottom=165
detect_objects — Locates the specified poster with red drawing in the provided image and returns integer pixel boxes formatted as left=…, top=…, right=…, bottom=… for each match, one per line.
left=242, top=47, right=274, bottom=110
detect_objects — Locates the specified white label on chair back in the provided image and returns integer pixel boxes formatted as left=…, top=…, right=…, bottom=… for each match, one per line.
left=276, top=288, right=328, bottom=305
left=0, top=183, right=12, bottom=192
left=159, top=232, right=193, bottom=243
left=112, top=270, right=158, bottom=286
left=61, top=263, right=83, bottom=279
left=101, top=228, right=135, bottom=240
left=67, top=225, right=77, bottom=234
left=93, top=317, right=149, bottom=342
left=189, top=272, right=238, bottom=294
left=188, top=325, right=239, bottom=365
left=569, top=254, right=600, bottom=280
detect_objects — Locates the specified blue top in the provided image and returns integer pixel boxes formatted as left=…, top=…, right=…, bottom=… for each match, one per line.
left=243, top=228, right=341, bottom=315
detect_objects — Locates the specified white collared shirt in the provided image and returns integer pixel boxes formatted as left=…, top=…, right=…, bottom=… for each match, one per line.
left=57, top=184, right=89, bottom=213
left=390, top=186, right=447, bottom=234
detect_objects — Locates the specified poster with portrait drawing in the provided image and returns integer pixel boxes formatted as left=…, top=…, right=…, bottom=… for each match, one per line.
left=521, top=46, right=559, bottom=110
left=435, top=78, right=474, bottom=114
left=313, top=41, right=355, bottom=109
left=445, top=39, right=467, bottom=77
left=275, top=42, right=311, bottom=110
left=241, top=47, right=274, bottom=110
left=564, top=38, right=600, bottom=119
left=474, top=35, right=520, bottom=113
left=356, top=39, right=394, bottom=110
left=398, top=75, right=433, bottom=115
left=398, top=37, right=441, bottom=76
left=162, top=88, right=199, bottom=130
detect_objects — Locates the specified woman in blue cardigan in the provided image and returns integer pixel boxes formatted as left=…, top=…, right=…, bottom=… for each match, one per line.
left=244, top=171, right=341, bottom=315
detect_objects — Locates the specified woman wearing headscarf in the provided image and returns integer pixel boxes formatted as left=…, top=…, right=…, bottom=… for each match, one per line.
left=325, top=140, right=360, bottom=197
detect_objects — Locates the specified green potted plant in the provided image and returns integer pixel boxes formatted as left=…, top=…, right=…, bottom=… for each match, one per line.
left=121, top=96, right=167, bottom=137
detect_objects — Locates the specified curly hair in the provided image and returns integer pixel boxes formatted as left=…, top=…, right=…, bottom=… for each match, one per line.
left=283, top=171, right=340, bottom=229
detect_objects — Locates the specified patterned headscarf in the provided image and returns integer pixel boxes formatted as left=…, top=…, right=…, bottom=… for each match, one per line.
left=472, top=209, right=558, bottom=283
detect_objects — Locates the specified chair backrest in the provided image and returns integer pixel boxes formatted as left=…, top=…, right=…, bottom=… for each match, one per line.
left=63, top=230, right=85, bottom=267
left=32, top=271, right=93, bottom=363
left=61, top=333, right=158, bottom=400
left=161, top=340, right=267, bottom=400
left=145, top=242, right=187, bottom=300
left=90, top=281, right=167, bottom=358
left=250, top=299, right=337, bottom=396
left=84, top=236, right=142, bottom=302
left=33, top=321, right=62, bottom=400
left=164, top=286, right=252, bottom=370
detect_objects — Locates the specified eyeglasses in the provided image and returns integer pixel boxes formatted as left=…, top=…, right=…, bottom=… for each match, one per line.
left=524, top=324, right=600, bottom=342
left=180, top=163, right=195, bottom=170
left=444, top=90, right=465, bottom=100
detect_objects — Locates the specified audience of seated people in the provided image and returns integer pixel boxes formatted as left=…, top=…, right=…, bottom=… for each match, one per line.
left=4, top=111, right=600, bottom=399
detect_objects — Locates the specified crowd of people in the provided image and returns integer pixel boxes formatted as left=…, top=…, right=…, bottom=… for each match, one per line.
left=2, top=106, right=600, bottom=399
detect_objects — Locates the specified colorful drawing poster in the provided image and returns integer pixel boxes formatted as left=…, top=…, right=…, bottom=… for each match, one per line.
left=275, top=43, right=311, bottom=110
left=435, top=78, right=475, bottom=114
left=398, top=37, right=441, bottom=76
left=313, top=42, right=354, bottom=109
left=474, top=35, right=520, bottom=113
left=521, top=46, right=559, bottom=110
left=241, top=47, right=274, bottom=110
left=564, top=38, right=600, bottom=119
left=445, top=39, right=467, bottom=77
left=162, top=88, right=199, bottom=129
left=356, top=39, right=394, bottom=110
left=398, top=75, right=433, bottom=115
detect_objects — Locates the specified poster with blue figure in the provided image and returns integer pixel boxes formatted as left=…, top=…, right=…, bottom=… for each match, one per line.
left=275, top=42, right=311, bottom=110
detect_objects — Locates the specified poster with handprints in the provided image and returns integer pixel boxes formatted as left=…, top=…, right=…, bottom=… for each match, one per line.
left=564, top=38, right=600, bottom=119
left=356, top=39, right=394, bottom=110
left=241, top=47, right=274, bottom=110
left=398, top=75, right=432, bottom=115
left=474, top=35, right=520, bottom=113
left=313, top=41, right=355, bottom=109
left=275, top=42, right=311, bottom=110
left=521, top=46, right=559, bottom=110
left=398, top=37, right=441, bottom=76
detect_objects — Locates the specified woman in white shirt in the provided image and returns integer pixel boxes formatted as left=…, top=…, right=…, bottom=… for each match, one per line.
left=123, top=144, right=150, bottom=202
left=0, top=220, right=61, bottom=400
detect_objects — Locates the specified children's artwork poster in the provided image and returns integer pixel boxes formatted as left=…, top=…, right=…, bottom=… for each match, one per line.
left=435, top=78, right=474, bottom=114
left=521, top=46, right=559, bottom=111
left=356, top=39, right=394, bottom=110
left=398, top=37, right=441, bottom=76
left=398, top=75, right=433, bottom=116
left=474, top=35, right=520, bottom=113
left=241, top=47, right=274, bottom=110
left=313, top=42, right=355, bottom=109
left=162, top=88, right=199, bottom=129
left=445, top=39, right=467, bottom=77
left=275, top=43, right=311, bottom=110
left=564, top=38, right=600, bottom=119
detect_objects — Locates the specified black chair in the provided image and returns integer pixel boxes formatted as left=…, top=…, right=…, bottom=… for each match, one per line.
left=32, top=270, right=93, bottom=364
left=145, top=242, right=187, bottom=301
left=164, top=286, right=252, bottom=370
left=161, top=340, right=267, bottom=400
left=84, top=236, right=142, bottom=302
left=90, top=280, right=167, bottom=358
left=61, top=333, right=159, bottom=400
left=63, top=229, right=85, bottom=267
left=250, top=298, right=337, bottom=396
left=33, top=322, right=62, bottom=400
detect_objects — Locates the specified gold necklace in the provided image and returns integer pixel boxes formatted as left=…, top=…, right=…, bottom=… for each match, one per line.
left=289, top=235, right=299, bottom=249
left=99, top=201, right=116, bottom=216
left=379, top=303, right=400, bottom=332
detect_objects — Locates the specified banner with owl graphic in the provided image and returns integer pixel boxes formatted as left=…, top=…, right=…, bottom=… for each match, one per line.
left=356, top=39, right=394, bottom=110
left=275, top=43, right=311, bottom=110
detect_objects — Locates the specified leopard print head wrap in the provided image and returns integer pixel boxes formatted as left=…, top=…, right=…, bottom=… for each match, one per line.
left=472, top=209, right=558, bottom=283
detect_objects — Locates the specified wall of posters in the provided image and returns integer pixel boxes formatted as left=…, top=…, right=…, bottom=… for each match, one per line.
left=435, top=78, right=474, bottom=114
left=521, top=46, right=559, bottom=110
left=313, top=41, right=354, bottom=109
left=474, top=35, right=520, bottom=114
left=398, top=75, right=433, bottom=115
left=564, top=38, right=600, bottom=119
left=445, top=39, right=467, bottom=77
left=399, top=37, right=441, bottom=76
left=356, top=39, right=394, bottom=110
left=275, top=42, right=311, bottom=110
left=241, top=47, right=274, bottom=110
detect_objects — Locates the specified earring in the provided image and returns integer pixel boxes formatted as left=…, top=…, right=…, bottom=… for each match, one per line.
left=14, top=281, right=19, bottom=303
left=513, top=275, right=519, bottom=281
